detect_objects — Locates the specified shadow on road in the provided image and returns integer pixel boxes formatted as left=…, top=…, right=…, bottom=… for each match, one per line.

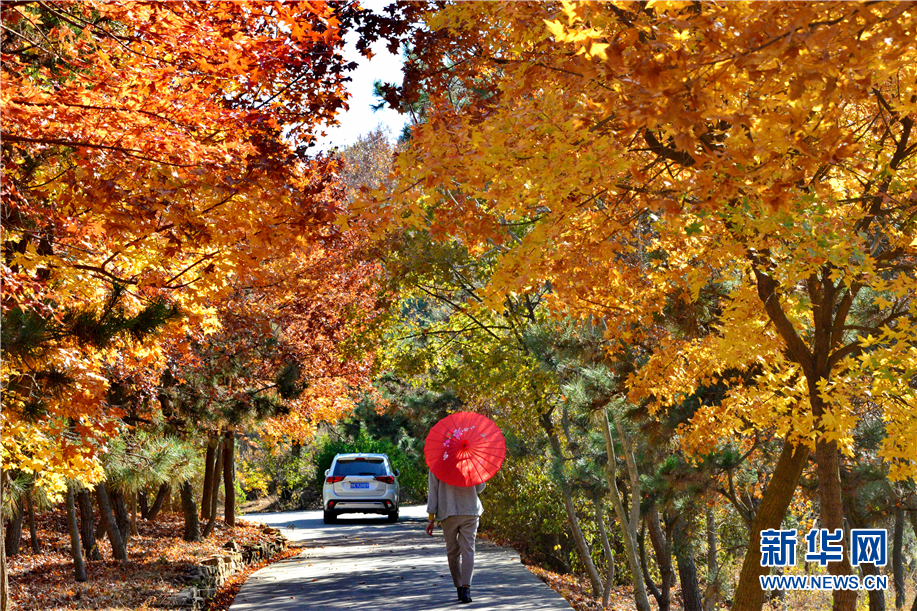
left=232, top=506, right=573, bottom=611
left=271, top=514, right=428, bottom=531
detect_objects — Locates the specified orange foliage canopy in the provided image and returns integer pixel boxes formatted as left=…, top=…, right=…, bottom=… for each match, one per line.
left=163, top=223, right=386, bottom=441
left=366, top=2, right=917, bottom=477
left=1, top=1, right=387, bottom=491
left=368, top=6, right=915, bottom=606
left=3, top=1, right=358, bottom=305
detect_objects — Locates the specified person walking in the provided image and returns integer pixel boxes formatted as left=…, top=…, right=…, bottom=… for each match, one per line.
left=425, top=470, right=486, bottom=604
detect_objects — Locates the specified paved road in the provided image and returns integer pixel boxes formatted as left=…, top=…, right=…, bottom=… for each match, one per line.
left=231, top=505, right=573, bottom=610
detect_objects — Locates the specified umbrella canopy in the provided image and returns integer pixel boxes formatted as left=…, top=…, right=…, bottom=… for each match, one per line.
left=424, top=411, right=506, bottom=487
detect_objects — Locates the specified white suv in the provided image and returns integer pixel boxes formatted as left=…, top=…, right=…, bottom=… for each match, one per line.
left=322, top=453, right=400, bottom=524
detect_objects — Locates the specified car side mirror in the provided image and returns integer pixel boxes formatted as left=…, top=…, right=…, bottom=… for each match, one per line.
left=324, top=469, right=330, bottom=477
left=394, top=469, right=400, bottom=476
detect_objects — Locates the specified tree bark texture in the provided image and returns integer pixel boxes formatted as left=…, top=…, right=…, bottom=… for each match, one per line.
left=144, top=484, right=170, bottom=521
left=894, top=507, right=905, bottom=610
left=858, top=561, right=886, bottom=611
left=25, top=489, right=39, bottom=554
left=704, top=506, right=721, bottom=611
left=110, top=490, right=131, bottom=544
left=538, top=411, right=604, bottom=597
left=909, top=511, right=917, bottom=611
left=202, top=437, right=224, bottom=538
left=201, top=434, right=218, bottom=519
left=179, top=482, right=200, bottom=542
left=639, top=527, right=663, bottom=605
left=732, top=441, right=809, bottom=611
left=3, top=502, right=23, bottom=559
left=1, top=471, right=9, bottom=611
left=592, top=492, right=616, bottom=609
left=138, top=489, right=149, bottom=519
left=129, top=492, right=139, bottom=537
left=813, top=434, right=857, bottom=611
left=65, top=488, right=87, bottom=582
left=599, top=408, right=653, bottom=611
left=95, top=483, right=127, bottom=561
left=671, top=511, right=704, bottom=611
left=94, top=510, right=105, bottom=541
left=76, top=489, right=101, bottom=561
left=646, top=504, right=675, bottom=611
left=223, top=429, right=236, bottom=526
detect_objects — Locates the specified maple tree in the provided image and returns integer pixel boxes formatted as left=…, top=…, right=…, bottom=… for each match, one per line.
left=3, top=0, right=915, bottom=607
left=366, top=3, right=917, bottom=610
left=338, top=126, right=397, bottom=203
left=151, top=129, right=389, bottom=539
left=0, top=0, right=380, bottom=495
left=1, top=0, right=398, bottom=597
left=161, top=223, right=382, bottom=526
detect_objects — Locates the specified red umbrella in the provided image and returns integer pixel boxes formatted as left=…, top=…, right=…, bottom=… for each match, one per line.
left=424, top=411, right=506, bottom=487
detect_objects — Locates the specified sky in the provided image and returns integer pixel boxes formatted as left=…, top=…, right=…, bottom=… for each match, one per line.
left=312, top=11, right=408, bottom=152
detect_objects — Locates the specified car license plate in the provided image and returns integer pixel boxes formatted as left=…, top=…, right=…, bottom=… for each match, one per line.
left=350, top=482, right=369, bottom=489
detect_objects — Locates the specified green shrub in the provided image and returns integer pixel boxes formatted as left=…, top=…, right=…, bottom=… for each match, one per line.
left=238, top=436, right=318, bottom=509
left=478, top=455, right=577, bottom=572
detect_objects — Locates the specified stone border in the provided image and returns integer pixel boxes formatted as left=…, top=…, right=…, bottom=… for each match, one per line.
left=157, top=527, right=289, bottom=610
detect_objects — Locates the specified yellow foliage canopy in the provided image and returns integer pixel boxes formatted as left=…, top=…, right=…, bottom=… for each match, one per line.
left=364, top=2, right=917, bottom=479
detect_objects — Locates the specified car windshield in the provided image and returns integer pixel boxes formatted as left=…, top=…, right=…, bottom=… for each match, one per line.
left=333, top=458, right=387, bottom=477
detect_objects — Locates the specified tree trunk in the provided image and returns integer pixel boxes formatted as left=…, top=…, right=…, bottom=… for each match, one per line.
left=76, top=489, right=101, bottom=561
left=646, top=503, right=675, bottom=611
left=592, top=492, right=616, bottom=608
left=894, top=507, right=905, bottom=610
left=138, top=488, right=149, bottom=519
left=813, top=435, right=857, bottom=611
left=223, top=429, right=236, bottom=526
left=909, top=511, right=917, bottom=611
left=179, top=482, right=200, bottom=542
left=129, top=492, right=139, bottom=537
left=94, top=510, right=105, bottom=541
left=201, top=434, right=218, bottom=519
left=599, top=408, right=653, bottom=611
left=1, top=470, right=9, bottom=611
left=539, top=411, right=604, bottom=597
left=671, top=511, right=704, bottom=611
left=65, top=487, right=87, bottom=582
left=95, top=483, right=128, bottom=561
left=732, top=441, right=809, bottom=611
left=3, top=501, right=24, bottom=559
left=639, top=524, right=663, bottom=604
left=753, top=252, right=857, bottom=611
left=859, top=561, right=886, bottom=611
left=144, top=484, right=170, bottom=521
left=704, top=506, right=721, bottom=611
left=109, top=490, right=131, bottom=544
left=841, top=486, right=885, bottom=611
left=25, top=488, right=39, bottom=554
left=202, top=437, right=224, bottom=538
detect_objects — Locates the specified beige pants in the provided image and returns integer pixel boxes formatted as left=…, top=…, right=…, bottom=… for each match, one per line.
left=441, top=514, right=479, bottom=587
